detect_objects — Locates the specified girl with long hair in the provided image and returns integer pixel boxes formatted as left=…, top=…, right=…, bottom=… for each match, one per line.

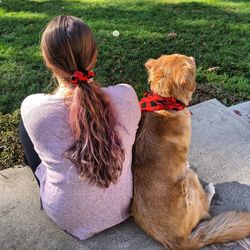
left=19, top=15, right=141, bottom=240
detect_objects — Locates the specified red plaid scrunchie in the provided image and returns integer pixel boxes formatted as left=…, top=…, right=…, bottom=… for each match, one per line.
left=70, top=70, right=95, bottom=86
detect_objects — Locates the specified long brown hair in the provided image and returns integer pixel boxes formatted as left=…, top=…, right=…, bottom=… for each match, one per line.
left=41, top=15, right=125, bottom=188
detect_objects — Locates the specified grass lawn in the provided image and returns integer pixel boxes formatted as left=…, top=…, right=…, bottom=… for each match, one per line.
left=0, top=0, right=250, bottom=168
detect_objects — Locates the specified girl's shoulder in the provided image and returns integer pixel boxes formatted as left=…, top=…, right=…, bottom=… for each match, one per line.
left=104, top=83, right=141, bottom=129
left=21, top=93, right=47, bottom=117
left=104, top=83, right=138, bottom=102
left=22, top=93, right=48, bottom=104
left=21, top=93, right=65, bottom=120
left=115, top=83, right=136, bottom=91
left=107, top=83, right=135, bottom=92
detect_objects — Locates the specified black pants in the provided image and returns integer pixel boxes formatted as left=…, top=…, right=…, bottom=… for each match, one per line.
left=18, top=119, right=41, bottom=186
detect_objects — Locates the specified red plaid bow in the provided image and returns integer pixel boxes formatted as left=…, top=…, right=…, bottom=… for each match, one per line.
left=71, top=70, right=95, bottom=86
left=140, top=92, right=186, bottom=112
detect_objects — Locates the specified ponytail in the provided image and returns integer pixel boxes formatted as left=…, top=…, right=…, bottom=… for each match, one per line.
left=65, top=80, right=125, bottom=188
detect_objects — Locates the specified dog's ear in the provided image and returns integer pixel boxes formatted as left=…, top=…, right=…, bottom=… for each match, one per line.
left=175, top=62, right=196, bottom=89
left=189, top=56, right=195, bottom=62
left=145, top=59, right=156, bottom=70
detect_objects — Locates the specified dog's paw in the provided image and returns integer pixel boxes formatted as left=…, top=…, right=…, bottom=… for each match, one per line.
left=206, top=183, right=215, bottom=197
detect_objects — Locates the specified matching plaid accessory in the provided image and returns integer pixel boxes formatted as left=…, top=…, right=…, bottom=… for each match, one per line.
left=71, top=70, right=95, bottom=86
left=139, top=91, right=187, bottom=112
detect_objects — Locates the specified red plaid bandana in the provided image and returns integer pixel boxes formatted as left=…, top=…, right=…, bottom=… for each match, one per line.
left=140, top=92, right=186, bottom=112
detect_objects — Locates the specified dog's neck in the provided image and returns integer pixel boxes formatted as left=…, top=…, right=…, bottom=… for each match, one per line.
left=150, top=86, right=191, bottom=107
left=140, top=91, right=187, bottom=113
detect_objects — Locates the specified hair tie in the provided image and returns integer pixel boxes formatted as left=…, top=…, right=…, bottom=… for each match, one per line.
left=71, top=70, right=95, bottom=86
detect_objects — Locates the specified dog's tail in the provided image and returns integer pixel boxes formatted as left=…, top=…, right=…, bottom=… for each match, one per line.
left=175, top=211, right=250, bottom=250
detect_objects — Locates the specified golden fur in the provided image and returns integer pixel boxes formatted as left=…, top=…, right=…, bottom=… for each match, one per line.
left=132, top=54, right=250, bottom=250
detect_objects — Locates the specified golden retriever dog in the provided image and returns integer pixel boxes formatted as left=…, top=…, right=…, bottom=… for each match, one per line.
left=132, top=54, right=250, bottom=250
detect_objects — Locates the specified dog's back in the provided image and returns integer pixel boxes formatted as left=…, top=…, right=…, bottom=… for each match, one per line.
left=132, top=109, right=209, bottom=249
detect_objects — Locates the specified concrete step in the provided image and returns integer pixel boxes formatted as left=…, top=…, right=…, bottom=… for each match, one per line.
left=228, top=101, right=250, bottom=125
left=1, top=99, right=250, bottom=250
left=189, top=98, right=250, bottom=185
left=0, top=167, right=163, bottom=250
left=1, top=167, right=249, bottom=250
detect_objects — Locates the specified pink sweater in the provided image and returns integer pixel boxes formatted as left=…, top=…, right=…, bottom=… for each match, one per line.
left=21, top=84, right=141, bottom=240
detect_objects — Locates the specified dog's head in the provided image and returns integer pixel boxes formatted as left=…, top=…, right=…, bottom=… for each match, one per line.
left=145, top=54, right=196, bottom=106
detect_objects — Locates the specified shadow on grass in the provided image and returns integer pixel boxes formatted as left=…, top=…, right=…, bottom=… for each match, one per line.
left=0, top=0, right=249, bottom=113
left=221, top=0, right=250, bottom=3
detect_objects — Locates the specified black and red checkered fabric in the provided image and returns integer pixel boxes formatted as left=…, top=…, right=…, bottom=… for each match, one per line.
left=71, top=70, right=95, bottom=86
left=139, top=91, right=186, bottom=112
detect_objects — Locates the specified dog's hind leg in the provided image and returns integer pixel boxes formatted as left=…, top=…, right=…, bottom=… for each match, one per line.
left=205, top=183, right=215, bottom=206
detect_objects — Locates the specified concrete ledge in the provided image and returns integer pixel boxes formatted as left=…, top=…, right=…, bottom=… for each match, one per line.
left=1, top=99, right=250, bottom=249
left=190, top=99, right=250, bottom=185
left=1, top=167, right=249, bottom=249
left=228, top=101, right=250, bottom=125
left=0, top=167, right=163, bottom=250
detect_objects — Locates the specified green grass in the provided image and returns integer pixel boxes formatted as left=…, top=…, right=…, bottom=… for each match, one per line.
left=0, top=0, right=250, bottom=168
left=1, top=0, right=250, bottom=114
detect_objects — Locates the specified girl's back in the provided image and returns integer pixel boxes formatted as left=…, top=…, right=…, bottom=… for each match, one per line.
left=21, top=84, right=140, bottom=240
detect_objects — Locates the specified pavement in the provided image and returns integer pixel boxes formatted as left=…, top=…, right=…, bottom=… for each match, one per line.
left=1, top=99, right=250, bottom=250
left=228, top=101, right=250, bottom=125
left=189, top=99, right=250, bottom=185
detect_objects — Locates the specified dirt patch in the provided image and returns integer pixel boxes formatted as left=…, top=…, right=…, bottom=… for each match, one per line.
left=191, top=83, right=242, bottom=107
